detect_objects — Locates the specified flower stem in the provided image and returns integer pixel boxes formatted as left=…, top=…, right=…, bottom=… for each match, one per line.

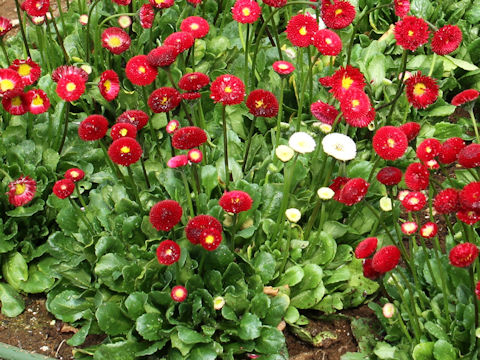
left=140, top=156, right=151, bottom=189
left=74, top=183, right=88, bottom=209
left=68, top=197, right=95, bottom=235
left=127, top=166, right=143, bottom=211
left=13, top=0, right=31, bottom=58
left=180, top=170, right=195, bottom=218
left=0, top=39, right=10, bottom=65
left=428, top=52, right=437, bottom=77
left=222, top=105, right=231, bottom=190
left=47, top=10, right=69, bottom=63
left=279, top=223, right=292, bottom=273
left=468, top=108, right=480, bottom=144
left=57, top=102, right=71, bottom=154
left=367, top=155, right=381, bottom=183
left=376, top=50, right=408, bottom=114
left=242, top=116, right=257, bottom=173
left=86, top=0, right=101, bottom=63
left=244, top=23, right=250, bottom=90
left=230, top=213, right=238, bottom=252
left=274, top=78, right=286, bottom=150
left=304, top=199, right=324, bottom=241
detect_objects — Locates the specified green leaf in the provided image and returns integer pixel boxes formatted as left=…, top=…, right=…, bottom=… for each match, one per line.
left=94, top=341, right=144, bottom=360
left=67, top=320, right=92, bottom=347
left=18, top=262, right=55, bottom=293
left=367, top=54, right=386, bottom=86
left=2, top=252, right=28, bottom=290
left=253, top=251, right=276, bottom=283
left=239, top=313, right=262, bottom=340
left=177, top=326, right=211, bottom=344
left=47, top=290, right=92, bottom=322
left=42, top=148, right=60, bottom=171
left=264, top=294, right=290, bottom=327
left=96, top=303, right=132, bottom=336
left=426, top=105, right=456, bottom=118
left=433, top=340, right=457, bottom=360
left=276, top=265, right=304, bottom=287
left=433, top=122, right=463, bottom=140
left=323, top=221, right=349, bottom=239
left=0, top=283, right=25, bottom=317
left=47, top=231, right=85, bottom=265
left=444, top=56, right=479, bottom=71
left=136, top=313, right=163, bottom=341
left=187, top=344, right=218, bottom=360
left=425, top=321, right=448, bottom=341
left=374, top=342, right=396, bottom=359
left=6, top=199, right=45, bottom=217
left=307, top=231, right=337, bottom=265
left=94, top=253, right=130, bottom=292
left=201, top=165, right=218, bottom=198
left=255, top=327, right=285, bottom=354
left=125, top=292, right=148, bottom=319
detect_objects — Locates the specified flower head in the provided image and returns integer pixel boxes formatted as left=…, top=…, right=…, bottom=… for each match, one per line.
left=56, top=74, right=86, bottom=102
left=23, top=0, right=49, bottom=17
left=187, top=148, right=203, bottom=163
left=322, top=133, right=356, bottom=161
left=166, top=119, right=180, bottom=134
left=382, top=303, right=396, bottom=318
left=372, top=245, right=401, bottom=273
left=405, top=73, right=438, bottom=109
left=200, top=228, right=223, bottom=251
left=25, top=89, right=49, bottom=114
left=2, top=92, right=28, bottom=115
left=98, top=70, right=120, bottom=102
left=116, top=110, right=149, bottom=130
left=186, top=215, right=222, bottom=244
left=53, top=179, right=75, bottom=199
left=232, top=0, right=261, bottom=23
left=171, top=126, right=207, bottom=150
left=149, top=200, right=183, bottom=231
left=362, top=258, right=381, bottom=279
left=0, top=17, right=13, bottom=37
left=420, top=222, right=438, bottom=238
left=273, top=61, right=295, bottom=75
left=164, top=31, right=195, bottom=55
left=286, top=14, right=317, bottom=48
left=167, top=155, right=189, bottom=168
left=147, top=45, right=178, bottom=67
left=434, top=188, right=460, bottom=214
left=458, top=144, right=480, bottom=168
left=157, top=240, right=181, bottom=265
left=64, top=168, right=85, bottom=182
left=394, top=0, right=410, bottom=18
left=336, top=178, right=369, bottom=206
left=449, top=243, right=478, bottom=267
left=78, top=115, right=109, bottom=141
left=416, top=138, right=441, bottom=162
left=210, top=74, right=245, bottom=105
left=139, top=4, right=155, bottom=29
left=404, top=162, right=429, bottom=191
left=401, top=221, right=418, bottom=235
left=339, top=88, right=371, bottom=123
left=0, top=69, right=24, bottom=98
left=394, top=16, right=430, bottom=51
left=51, top=65, right=89, bottom=83
left=276, top=145, right=294, bottom=162
left=355, top=237, right=377, bottom=259
left=285, top=208, right=301, bottom=223
left=329, top=65, right=366, bottom=100
left=289, top=132, right=316, bottom=154
left=171, top=285, right=188, bottom=302
left=118, top=15, right=132, bottom=28
left=246, top=89, right=279, bottom=117
left=322, top=0, right=356, bottom=29
left=7, top=176, right=36, bottom=207
left=313, top=29, right=342, bottom=56
left=380, top=196, right=392, bottom=211
left=108, top=137, right=143, bottom=166
left=452, top=89, right=479, bottom=106
left=9, top=58, right=41, bottom=86
left=79, top=15, right=88, bottom=26
left=180, top=16, right=210, bottom=39
left=101, top=27, right=131, bottom=54
left=317, top=186, right=335, bottom=200
left=178, top=72, right=210, bottom=92
left=219, top=190, right=253, bottom=213
left=148, top=87, right=182, bottom=113
left=110, top=123, right=137, bottom=141
left=401, top=191, right=426, bottom=212
left=310, top=101, right=339, bottom=125
left=125, top=55, right=158, bottom=86
left=149, top=0, right=174, bottom=9
left=459, top=182, right=480, bottom=210
left=398, top=122, right=420, bottom=142
left=372, top=126, right=408, bottom=160
left=431, top=25, right=462, bottom=55
left=439, top=137, right=465, bottom=164
left=457, top=208, right=480, bottom=225
left=377, top=167, right=402, bottom=186
left=263, top=0, right=287, bottom=6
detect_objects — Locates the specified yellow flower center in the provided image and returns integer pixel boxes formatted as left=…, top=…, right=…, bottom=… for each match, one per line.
left=61, top=185, right=67, bottom=190
left=404, top=224, right=415, bottom=232
left=190, top=23, right=199, bottom=30
left=15, top=183, right=26, bottom=195
left=255, top=100, right=264, bottom=108
left=413, top=83, right=426, bottom=96
left=351, top=99, right=360, bottom=107
left=11, top=96, right=22, bottom=106
left=422, top=226, right=433, bottom=237
left=325, top=38, right=332, bottom=45
left=70, top=171, right=79, bottom=178
left=108, top=36, right=122, bottom=47
left=155, top=0, right=165, bottom=3
left=242, top=7, right=251, bottom=16
left=409, top=197, right=419, bottom=205
left=138, top=66, right=146, bottom=73
left=278, top=64, right=288, bottom=70
left=299, top=26, right=307, bottom=36
left=119, top=128, right=128, bottom=137
left=335, top=8, right=343, bottom=15
left=18, top=64, right=32, bottom=76
left=66, top=82, right=76, bottom=92
left=335, top=143, right=344, bottom=151
left=165, top=249, right=172, bottom=255
left=104, top=79, right=111, bottom=92
left=205, top=235, right=215, bottom=244
left=160, top=96, right=168, bottom=104
left=425, top=146, right=431, bottom=153
left=174, top=289, right=184, bottom=298
left=387, top=138, right=395, bottom=148
left=341, top=76, right=353, bottom=90
left=0, top=79, right=14, bottom=92
left=120, top=146, right=131, bottom=153
left=408, top=30, right=414, bottom=37
left=224, top=86, right=232, bottom=93
left=32, top=94, right=43, bottom=106
left=0, top=27, right=3, bottom=32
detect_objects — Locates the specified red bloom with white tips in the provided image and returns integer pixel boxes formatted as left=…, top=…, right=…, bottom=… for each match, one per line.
left=51, top=65, right=89, bottom=83
left=9, top=58, right=41, bottom=86
left=157, top=240, right=181, bottom=265
left=185, top=215, right=222, bottom=244
left=322, top=0, right=356, bottom=29
left=170, top=285, right=187, bottom=302
left=329, top=176, right=350, bottom=201
left=182, top=92, right=201, bottom=101
left=178, top=72, right=210, bottom=92
left=313, top=29, right=342, bottom=56
left=200, top=228, right=223, bottom=251
left=372, top=126, right=408, bottom=160
left=329, top=65, right=366, bottom=100
left=458, top=144, right=480, bottom=168
left=7, top=176, right=36, bottom=207
left=310, top=101, right=338, bottom=125
left=433, top=188, right=460, bottom=214
left=451, top=89, right=479, bottom=106
left=108, top=137, right=143, bottom=166
left=246, top=89, right=279, bottom=118
left=457, top=209, right=480, bottom=225
left=101, top=27, right=131, bottom=54
left=116, top=110, right=149, bottom=130
left=149, top=200, right=183, bottom=231
left=449, top=243, right=478, bottom=268
left=125, top=56, right=158, bottom=86
left=272, top=61, right=295, bottom=75
left=78, top=115, right=109, bottom=141
left=110, top=123, right=137, bottom=141
left=416, top=138, right=441, bottom=162
left=0, top=69, right=23, bottom=98
left=164, top=32, right=195, bottom=54
left=98, top=70, right=120, bottom=102
left=401, top=191, right=426, bottom=212
left=337, top=178, right=369, bottom=206
left=188, top=148, right=203, bottom=163
left=232, top=0, right=261, bottom=24
left=0, top=17, right=12, bottom=37
left=376, top=167, right=402, bottom=186
left=210, top=74, right=245, bottom=105
left=394, top=16, right=430, bottom=51
left=420, top=222, right=438, bottom=238
left=401, top=221, right=418, bottom=235
left=180, top=16, right=210, bottom=39
left=166, top=119, right=180, bottom=134
left=53, top=179, right=75, bottom=199
left=149, top=0, right=174, bottom=9
left=148, top=87, right=182, bottom=113
left=339, top=88, right=371, bottom=123
left=405, top=73, right=438, bottom=109
left=167, top=155, right=189, bottom=168
left=23, top=0, right=49, bottom=17
left=147, top=46, right=178, bottom=68
left=2, top=92, right=28, bottom=115
left=354, top=237, right=377, bottom=259
left=286, top=14, right=317, bottom=48
left=398, top=122, right=420, bottom=142
left=431, top=25, right=462, bottom=55
left=438, top=137, right=465, bottom=164
left=394, top=0, right=410, bottom=18
left=219, top=190, right=253, bottom=213
left=25, top=89, right=50, bottom=114
left=65, top=168, right=85, bottom=182
left=56, top=74, right=86, bottom=102
left=139, top=4, right=154, bottom=29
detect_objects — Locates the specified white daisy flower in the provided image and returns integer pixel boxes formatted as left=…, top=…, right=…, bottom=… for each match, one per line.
left=285, top=208, right=301, bottom=223
left=317, top=187, right=335, bottom=200
left=275, top=145, right=294, bottom=162
left=289, top=132, right=316, bottom=154
left=321, top=133, right=356, bottom=161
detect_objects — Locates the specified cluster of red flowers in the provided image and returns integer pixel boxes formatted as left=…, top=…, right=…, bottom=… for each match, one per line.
left=52, top=65, right=88, bottom=102
left=329, top=177, right=369, bottom=206
left=355, top=237, right=401, bottom=279
left=185, top=215, right=223, bottom=251
left=52, top=168, right=84, bottom=200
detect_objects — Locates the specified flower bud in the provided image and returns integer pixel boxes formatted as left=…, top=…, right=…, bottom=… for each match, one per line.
left=285, top=208, right=301, bottom=223
left=213, top=296, right=225, bottom=310
left=380, top=196, right=392, bottom=211
left=275, top=145, right=294, bottom=162
left=382, top=303, right=395, bottom=318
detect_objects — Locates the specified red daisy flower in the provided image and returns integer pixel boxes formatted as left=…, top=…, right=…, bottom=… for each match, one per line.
left=149, top=200, right=183, bottom=231
left=182, top=92, right=202, bottom=101
left=394, top=0, right=410, bottom=18
left=180, top=16, right=209, bottom=39
left=329, top=176, right=350, bottom=201
left=431, top=25, right=462, bottom=55
left=336, top=178, right=369, bottom=206
left=362, top=258, right=381, bottom=280
left=149, top=0, right=174, bottom=9
left=147, top=45, right=178, bottom=67
left=457, top=208, right=480, bottom=225
left=148, top=87, right=182, bottom=113
left=64, top=168, right=85, bottom=182
left=232, top=0, right=261, bottom=24
left=53, top=179, right=75, bottom=199
left=0, top=17, right=13, bottom=37
left=286, top=14, right=317, bottom=48
left=313, top=29, right=342, bottom=56
left=401, top=221, right=418, bottom=235
left=178, top=72, right=210, bottom=92
left=372, top=245, right=401, bottom=273
left=56, top=74, right=86, bottom=102
left=186, top=0, right=202, bottom=7
left=416, top=138, right=441, bottom=162
left=458, top=144, right=480, bottom=168
left=78, top=115, right=109, bottom=141
left=420, top=222, right=438, bottom=238
left=329, top=65, right=365, bottom=100
left=157, top=240, right=181, bottom=265
left=167, top=155, right=189, bottom=168
left=401, top=191, right=426, bottom=212
left=398, top=122, right=420, bottom=142
left=438, top=137, right=465, bottom=164
left=322, top=0, right=356, bottom=29
left=116, top=110, right=149, bottom=130
left=372, top=126, right=408, bottom=160
left=108, top=137, right=143, bottom=166
left=394, top=16, right=430, bottom=51
left=125, top=55, right=158, bottom=86
left=25, top=89, right=50, bottom=114
left=272, top=61, right=295, bottom=75
left=101, top=27, right=131, bottom=55
left=110, top=123, right=137, bottom=141
left=188, top=148, right=203, bottom=163
left=51, top=65, right=89, bottom=83
left=347, top=106, right=375, bottom=128
left=318, top=75, right=333, bottom=88
left=246, top=89, right=279, bottom=118
left=185, top=215, right=222, bottom=244
left=219, top=190, right=253, bottom=213
left=164, top=32, right=195, bottom=54
left=98, top=70, right=120, bottom=102
left=451, top=89, right=479, bottom=106
left=112, top=0, right=131, bottom=5
left=2, top=92, right=28, bottom=115
left=7, top=176, right=36, bottom=207
left=354, top=237, right=377, bottom=259
left=23, top=0, right=49, bottom=17
left=0, top=69, right=23, bottom=97
left=310, top=101, right=339, bottom=125
left=170, top=285, right=187, bottom=302
left=9, top=58, right=41, bottom=86
left=200, top=228, right=223, bottom=251
left=449, top=243, right=478, bottom=267
left=210, top=74, right=245, bottom=105
left=459, top=182, right=480, bottom=210
left=433, top=188, right=460, bottom=214
left=166, top=119, right=180, bottom=134
left=376, top=166, right=402, bottom=186
left=262, top=0, right=287, bottom=7
left=339, top=88, right=371, bottom=123
left=139, top=4, right=155, bottom=29
left=405, top=73, right=438, bottom=109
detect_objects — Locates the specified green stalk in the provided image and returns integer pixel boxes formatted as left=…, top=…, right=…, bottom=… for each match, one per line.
left=180, top=170, right=195, bottom=218
left=428, top=53, right=437, bottom=77
left=230, top=213, right=238, bottom=252
left=432, top=234, right=451, bottom=322
left=55, top=0, right=66, bottom=30
left=68, top=197, right=95, bottom=235
left=0, top=38, right=10, bottom=65
left=86, top=0, right=101, bottom=63
left=269, top=11, right=283, bottom=60
left=127, top=166, right=143, bottom=212
left=279, top=222, right=293, bottom=273
left=74, top=183, right=88, bottom=209
left=47, top=11, right=69, bottom=63
left=222, top=105, right=231, bottom=190
left=191, top=164, right=201, bottom=200
left=367, top=155, right=382, bottom=183
left=13, top=0, right=31, bottom=58
left=140, top=156, right=151, bottom=189
left=57, top=102, right=71, bottom=154
left=468, top=108, right=480, bottom=144
left=376, top=50, right=408, bottom=115
left=274, top=78, right=286, bottom=150
left=394, top=307, right=413, bottom=343
left=244, top=23, right=250, bottom=90
left=35, top=25, right=50, bottom=73
left=242, top=116, right=257, bottom=173
left=295, top=47, right=305, bottom=131
left=304, top=198, right=324, bottom=242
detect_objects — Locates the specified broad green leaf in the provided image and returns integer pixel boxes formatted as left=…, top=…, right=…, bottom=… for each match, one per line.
left=0, top=283, right=25, bottom=317
left=42, top=148, right=60, bottom=171
left=96, top=303, right=132, bottom=336
left=374, top=342, right=396, bottom=359
left=444, top=56, right=479, bottom=71
left=18, top=263, right=55, bottom=293
left=2, top=252, right=28, bottom=290
left=6, top=199, right=45, bottom=217
left=238, top=313, right=262, bottom=340
left=94, top=341, right=144, bottom=360
left=425, top=321, right=448, bottom=341
left=276, top=265, right=304, bottom=287
left=136, top=313, right=164, bottom=341
left=413, top=342, right=434, bottom=360
left=307, top=231, right=336, bottom=265
left=94, top=253, right=130, bottom=293
left=177, top=326, right=211, bottom=344
left=367, top=54, right=386, bottom=86
left=255, top=327, right=285, bottom=354
left=47, top=290, right=92, bottom=322
left=187, top=344, right=218, bottom=360
left=426, top=105, right=456, bottom=118
left=125, top=292, right=148, bottom=319
left=253, top=251, right=276, bottom=283
left=67, top=320, right=92, bottom=347
left=433, top=340, right=457, bottom=360
left=47, top=232, right=85, bottom=265
left=433, top=122, right=464, bottom=140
